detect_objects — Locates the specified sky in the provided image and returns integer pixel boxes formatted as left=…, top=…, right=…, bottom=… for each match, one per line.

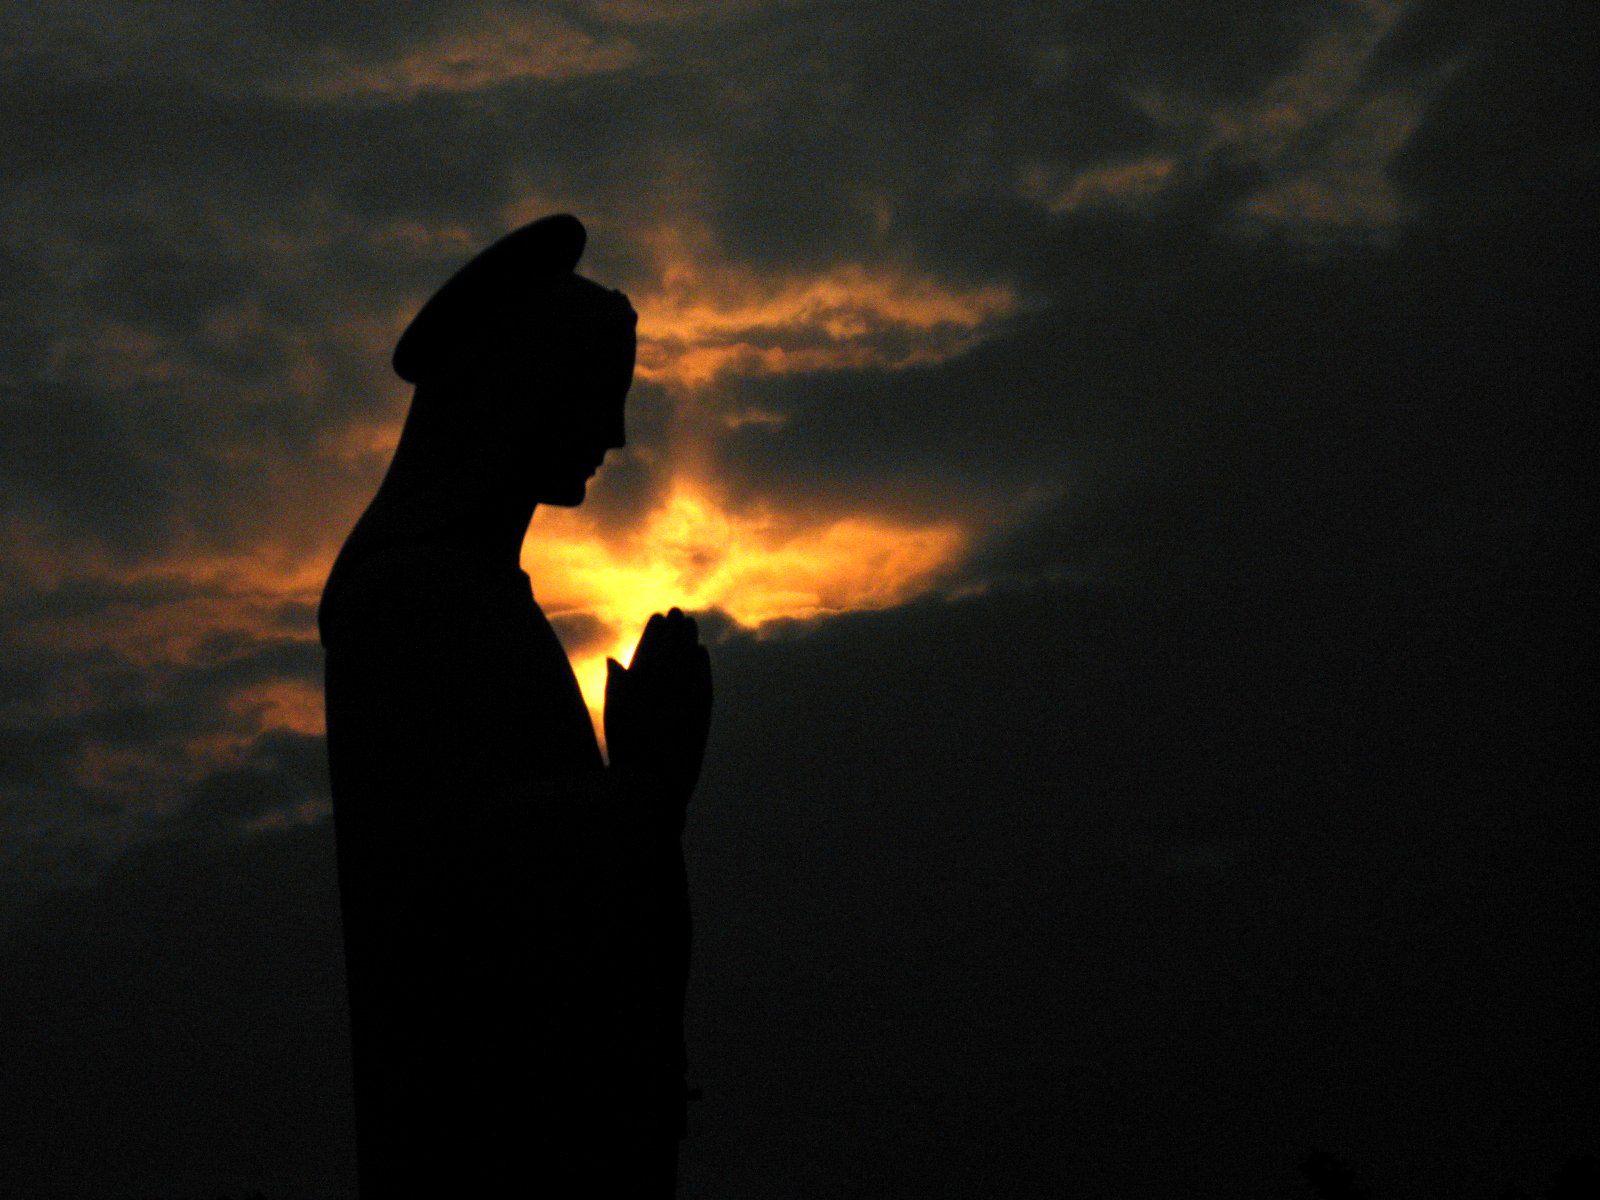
left=0, top=1, right=1595, bottom=1196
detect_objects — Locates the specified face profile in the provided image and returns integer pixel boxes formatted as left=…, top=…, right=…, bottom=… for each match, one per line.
left=416, top=226, right=639, bottom=513
left=490, top=340, right=634, bottom=509
left=323, top=216, right=642, bottom=570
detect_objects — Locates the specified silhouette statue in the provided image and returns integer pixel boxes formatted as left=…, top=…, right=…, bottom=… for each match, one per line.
left=319, top=214, right=712, bottom=1197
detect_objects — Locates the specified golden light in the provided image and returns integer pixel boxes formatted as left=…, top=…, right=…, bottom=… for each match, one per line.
left=523, top=477, right=966, bottom=742
left=629, top=226, right=1019, bottom=387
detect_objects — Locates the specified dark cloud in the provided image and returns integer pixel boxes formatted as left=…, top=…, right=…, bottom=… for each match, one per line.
left=0, top=818, right=354, bottom=1199
left=2, top=379, right=213, bottom=556
left=158, top=728, right=330, bottom=842
left=1384, top=0, right=1600, bottom=214
left=0, top=579, right=326, bottom=901
left=680, top=565, right=1594, bottom=1198
left=94, top=247, right=257, bottom=336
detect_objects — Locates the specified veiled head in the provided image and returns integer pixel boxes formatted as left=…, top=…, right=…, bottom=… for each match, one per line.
left=395, top=214, right=638, bottom=508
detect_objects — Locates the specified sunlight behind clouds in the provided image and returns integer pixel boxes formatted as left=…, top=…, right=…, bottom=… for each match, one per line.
left=526, top=478, right=966, bottom=741
left=632, top=225, right=1019, bottom=387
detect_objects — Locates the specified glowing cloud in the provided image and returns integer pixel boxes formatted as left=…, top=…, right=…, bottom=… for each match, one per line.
left=4, top=517, right=329, bottom=790
left=629, top=227, right=1019, bottom=387
left=523, top=479, right=967, bottom=735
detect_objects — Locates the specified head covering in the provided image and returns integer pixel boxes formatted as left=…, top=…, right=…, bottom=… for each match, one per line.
left=392, top=212, right=634, bottom=385
left=320, top=214, right=636, bottom=645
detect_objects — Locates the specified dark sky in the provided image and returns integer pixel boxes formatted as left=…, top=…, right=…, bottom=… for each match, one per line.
left=1, top=2, right=1596, bottom=1197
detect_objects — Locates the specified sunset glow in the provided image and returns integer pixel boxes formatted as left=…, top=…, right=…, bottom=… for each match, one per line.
left=523, top=479, right=966, bottom=739
left=631, top=230, right=1019, bottom=386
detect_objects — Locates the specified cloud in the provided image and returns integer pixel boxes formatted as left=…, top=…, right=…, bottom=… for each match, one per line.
left=0, top=541, right=327, bottom=894
left=1076, top=0, right=1454, bottom=241
left=294, top=7, right=640, bottom=100
left=631, top=224, right=1020, bottom=388
left=1027, top=155, right=1178, bottom=213
left=527, top=478, right=966, bottom=730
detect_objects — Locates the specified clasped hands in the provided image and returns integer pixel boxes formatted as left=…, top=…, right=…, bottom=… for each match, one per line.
left=604, top=608, right=713, bottom=824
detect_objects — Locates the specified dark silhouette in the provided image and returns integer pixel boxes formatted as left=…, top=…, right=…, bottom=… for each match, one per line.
left=319, top=214, right=712, bottom=1196
left=1300, top=1148, right=1372, bottom=1200
left=1547, top=1155, right=1600, bottom=1200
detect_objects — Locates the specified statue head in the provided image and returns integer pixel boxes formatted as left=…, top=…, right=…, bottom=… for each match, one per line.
left=392, top=213, right=638, bottom=508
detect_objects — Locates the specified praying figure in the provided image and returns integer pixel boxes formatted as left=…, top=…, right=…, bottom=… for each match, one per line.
left=318, top=214, right=712, bottom=1197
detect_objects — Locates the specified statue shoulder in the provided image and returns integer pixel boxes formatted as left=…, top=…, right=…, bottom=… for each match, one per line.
left=319, top=544, right=522, bottom=651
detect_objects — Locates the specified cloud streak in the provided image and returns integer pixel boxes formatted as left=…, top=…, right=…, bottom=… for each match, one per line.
left=295, top=7, right=641, bottom=100
left=634, top=236, right=1020, bottom=387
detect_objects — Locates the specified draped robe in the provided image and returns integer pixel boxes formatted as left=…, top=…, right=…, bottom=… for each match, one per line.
left=321, top=544, right=689, bottom=1196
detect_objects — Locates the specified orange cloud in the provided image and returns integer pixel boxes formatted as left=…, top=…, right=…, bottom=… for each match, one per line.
left=4, top=527, right=328, bottom=825
left=629, top=226, right=1019, bottom=387
left=227, top=679, right=327, bottom=738
left=524, top=478, right=967, bottom=738
left=5, top=513, right=323, bottom=708
left=17, top=468, right=969, bottom=760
